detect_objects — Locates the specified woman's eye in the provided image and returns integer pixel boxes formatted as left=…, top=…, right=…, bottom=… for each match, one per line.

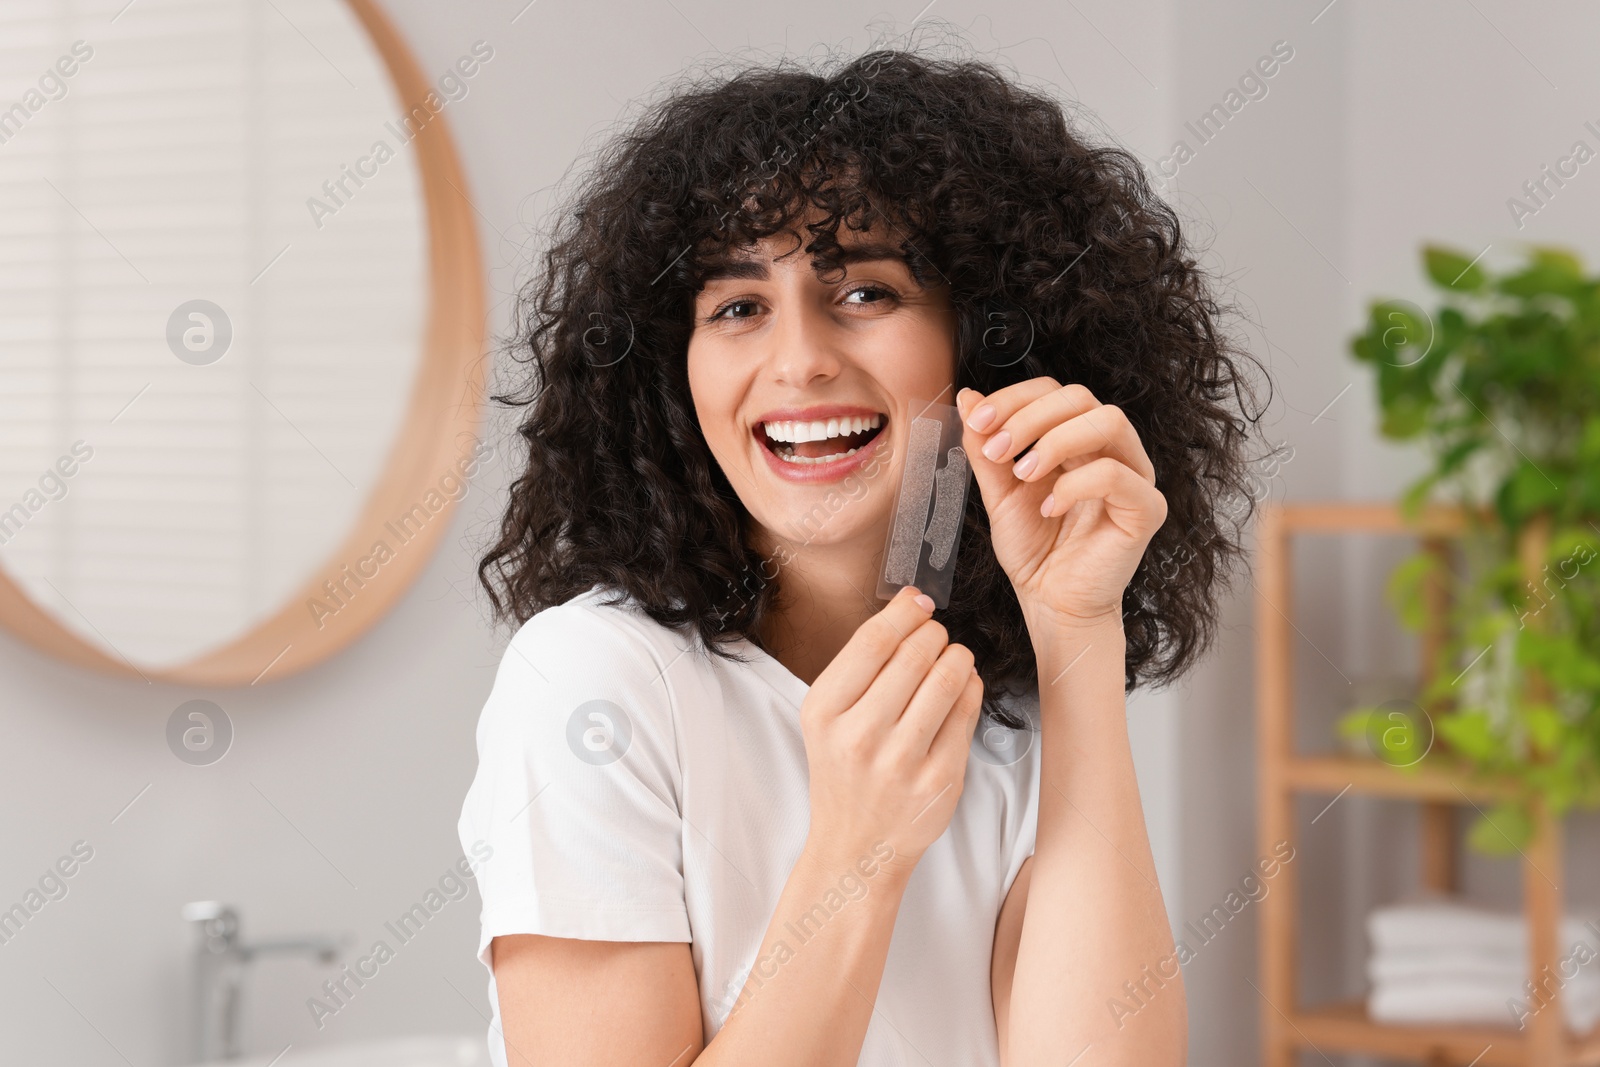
left=703, top=284, right=897, bottom=323
left=708, top=299, right=758, bottom=322
left=843, top=284, right=896, bottom=305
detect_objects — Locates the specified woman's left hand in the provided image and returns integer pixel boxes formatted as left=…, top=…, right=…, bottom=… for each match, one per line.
left=956, top=380, right=1168, bottom=633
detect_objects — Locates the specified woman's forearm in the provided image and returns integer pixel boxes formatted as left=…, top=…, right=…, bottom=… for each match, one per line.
left=1005, top=613, right=1186, bottom=1066
left=696, top=837, right=913, bottom=1067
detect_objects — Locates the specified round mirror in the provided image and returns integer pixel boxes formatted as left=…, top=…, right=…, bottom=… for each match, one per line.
left=0, top=0, right=485, bottom=685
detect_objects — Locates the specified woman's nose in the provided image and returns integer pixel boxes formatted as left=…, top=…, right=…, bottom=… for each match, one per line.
left=764, top=297, right=844, bottom=387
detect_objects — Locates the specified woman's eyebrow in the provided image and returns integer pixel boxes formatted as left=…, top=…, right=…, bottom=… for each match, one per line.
left=828, top=242, right=910, bottom=268
left=699, top=241, right=910, bottom=284
left=700, top=258, right=769, bottom=283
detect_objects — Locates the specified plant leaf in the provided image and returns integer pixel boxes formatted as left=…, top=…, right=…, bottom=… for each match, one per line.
left=1437, top=710, right=1498, bottom=761
left=1467, top=802, right=1533, bottom=855
left=1425, top=245, right=1486, bottom=291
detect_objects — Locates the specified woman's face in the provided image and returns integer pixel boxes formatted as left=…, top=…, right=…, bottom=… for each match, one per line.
left=686, top=221, right=958, bottom=557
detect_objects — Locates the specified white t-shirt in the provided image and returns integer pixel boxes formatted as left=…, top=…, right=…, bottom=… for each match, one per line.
left=457, top=584, right=1041, bottom=1067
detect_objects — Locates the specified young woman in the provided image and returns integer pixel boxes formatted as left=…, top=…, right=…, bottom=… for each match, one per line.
left=458, top=46, right=1266, bottom=1067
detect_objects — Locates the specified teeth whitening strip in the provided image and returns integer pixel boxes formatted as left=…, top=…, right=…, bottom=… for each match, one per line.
left=878, top=399, right=971, bottom=609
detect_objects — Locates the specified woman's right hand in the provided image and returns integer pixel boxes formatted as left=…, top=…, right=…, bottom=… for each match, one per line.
left=798, top=584, right=985, bottom=878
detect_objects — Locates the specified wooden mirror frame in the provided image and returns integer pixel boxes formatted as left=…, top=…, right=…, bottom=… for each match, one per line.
left=0, top=0, right=486, bottom=686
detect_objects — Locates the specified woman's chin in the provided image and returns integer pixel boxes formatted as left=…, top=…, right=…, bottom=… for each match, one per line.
left=751, top=494, right=891, bottom=553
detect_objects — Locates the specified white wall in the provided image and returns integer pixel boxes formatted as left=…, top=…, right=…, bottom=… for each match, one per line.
left=1153, top=3, right=1351, bottom=1059
left=6, top=2, right=1597, bottom=1065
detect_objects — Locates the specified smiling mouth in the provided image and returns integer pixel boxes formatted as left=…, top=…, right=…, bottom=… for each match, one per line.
left=757, top=413, right=888, bottom=466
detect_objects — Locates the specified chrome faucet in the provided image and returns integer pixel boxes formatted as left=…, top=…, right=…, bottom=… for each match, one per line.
left=182, top=901, right=340, bottom=1063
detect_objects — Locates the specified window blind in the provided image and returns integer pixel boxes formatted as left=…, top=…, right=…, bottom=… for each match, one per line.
left=0, top=0, right=429, bottom=669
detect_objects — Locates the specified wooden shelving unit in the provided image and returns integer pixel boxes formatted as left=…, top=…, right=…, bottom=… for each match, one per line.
left=1254, top=501, right=1599, bottom=1067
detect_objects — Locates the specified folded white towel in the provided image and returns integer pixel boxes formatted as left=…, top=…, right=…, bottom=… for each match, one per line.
left=1365, top=900, right=1600, bottom=1032
left=1367, top=900, right=1600, bottom=956
left=1369, top=978, right=1600, bottom=1033
left=1369, top=948, right=1600, bottom=989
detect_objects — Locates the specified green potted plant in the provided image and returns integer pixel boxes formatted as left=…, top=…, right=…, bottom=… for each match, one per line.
left=1341, top=244, right=1600, bottom=853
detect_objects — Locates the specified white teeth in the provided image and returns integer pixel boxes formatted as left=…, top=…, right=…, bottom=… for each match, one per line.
left=776, top=444, right=867, bottom=465
left=761, top=412, right=883, bottom=444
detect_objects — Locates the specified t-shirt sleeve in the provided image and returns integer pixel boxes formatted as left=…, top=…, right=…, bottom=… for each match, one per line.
left=457, top=599, right=691, bottom=968
left=1004, top=688, right=1042, bottom=887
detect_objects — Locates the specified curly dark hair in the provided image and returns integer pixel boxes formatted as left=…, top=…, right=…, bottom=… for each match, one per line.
left=478, top=44, right=1271, bottom=728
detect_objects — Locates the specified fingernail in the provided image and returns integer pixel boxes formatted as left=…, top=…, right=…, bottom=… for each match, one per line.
left=967, top=403, right=996, bottom=432
left=981, top=429, right=1011, bottom=461
left=913, top=593, right=936, bottom=611
left=1040, top=493, right=1055, bottom=517
left=1013, top=452, right=1037, bottom=478
left=956, top=387, right=974, bottom=411
left=898, top=584, right=920, bottom=599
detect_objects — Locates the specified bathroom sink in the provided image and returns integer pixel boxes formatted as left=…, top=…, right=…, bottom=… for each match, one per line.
left=191, top=1034, right=488, bottom=1067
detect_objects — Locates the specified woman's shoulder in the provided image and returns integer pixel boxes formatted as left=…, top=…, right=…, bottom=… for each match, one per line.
left=473, top=585, right=700, bottom=776
left=505, top=583, right=685, bottom=669
left=485, top=584, right=696, bottom=717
